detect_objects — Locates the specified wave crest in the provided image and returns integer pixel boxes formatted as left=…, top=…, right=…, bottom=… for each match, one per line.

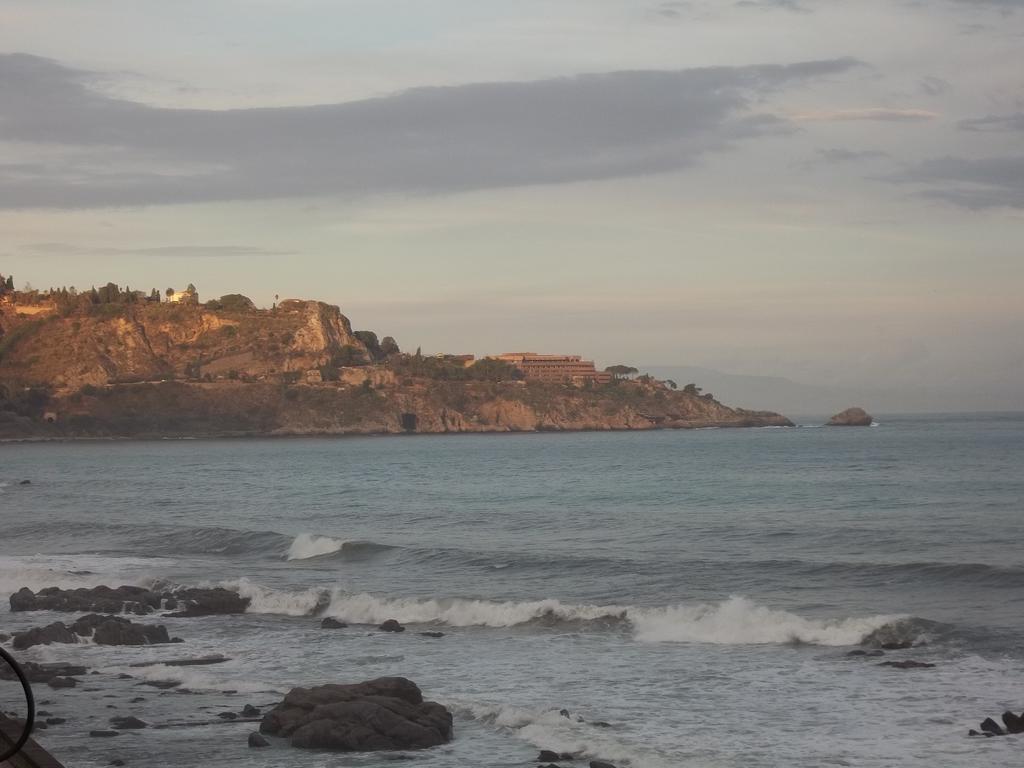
left=286, top=534, right=348, bottom=561
left=630, top=596, right=900, bottom=646
left=315, top=591, right=897, bottom=645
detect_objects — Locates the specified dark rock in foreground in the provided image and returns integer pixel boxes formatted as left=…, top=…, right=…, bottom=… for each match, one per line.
left=9, top=585, right=250, bottom=617
left=1003, top=711, right=1024, bottom=734
left=538, top=750, right=576, bottom=762
left=260, top=677, right=452, bottom=751
left=12, top=614, right=171, bottom=649
left=379, top=619, right=406, bottom=633
left=321, top=618, right=346, bottom=629
left=859, top=621, right=921, bottom=650
left=110, top=716, right=147, bottom=730
left=130, top=655, right=230, bottom=668
left=971, top=710, right=1024, bottom=737
left=827, top=407, right=873, bottom=426
left=0, top=661, right=87, bottom=688
left=248, top=732, right=270, bottom=748
left=878, top=660, right=935, bottom=669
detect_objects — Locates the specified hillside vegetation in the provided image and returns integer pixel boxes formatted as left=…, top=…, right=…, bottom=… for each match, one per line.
left=0, top=281, right=792, bottom=437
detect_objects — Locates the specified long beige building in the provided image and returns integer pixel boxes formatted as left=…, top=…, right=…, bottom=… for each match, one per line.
left=495, top=352, right=612, bottom=385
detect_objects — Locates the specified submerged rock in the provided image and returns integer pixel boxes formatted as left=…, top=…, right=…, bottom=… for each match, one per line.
left=9, top=584, right=249, bottom=617
left=260, top=677, right=452, bottom=751
left=109, top=716, right=147, bottom=730
left=242, top=704, right=261, bottom=717
left=12, top=614, right=171, bottom=649
left=248, top=732, right=270, bottom=748
left=379, top=619, right=406, bottom=633
left=878, top=660, right=935, bottom=669
left=826, top=407, right=873, bottom=426
left=321, top=617, right=346, bottom=629
left=1002, top=711, right=1024, bottom=734
left=980, top=717, right=1005, bottom=736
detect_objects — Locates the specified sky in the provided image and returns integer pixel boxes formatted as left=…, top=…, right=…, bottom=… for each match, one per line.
left=1, top=0, right=1023, bottom=410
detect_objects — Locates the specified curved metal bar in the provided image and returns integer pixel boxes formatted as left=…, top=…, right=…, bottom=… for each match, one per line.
left=0, top=645, right=36, bottom=763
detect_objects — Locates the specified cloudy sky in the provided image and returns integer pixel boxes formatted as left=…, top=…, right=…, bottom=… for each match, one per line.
left=2, top=0, right=1022, bottom=409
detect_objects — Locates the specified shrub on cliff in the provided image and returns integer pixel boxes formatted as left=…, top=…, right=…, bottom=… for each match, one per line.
left=205, top=294, right=255, bottom=312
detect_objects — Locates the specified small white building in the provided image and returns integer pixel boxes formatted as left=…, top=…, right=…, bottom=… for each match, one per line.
left=167, top=285, right=199, bottom=304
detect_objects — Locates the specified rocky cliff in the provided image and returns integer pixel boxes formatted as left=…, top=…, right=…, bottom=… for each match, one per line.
left=0, top=299, right=369, bottom=392
left=0, top=296, right=792, bottom=438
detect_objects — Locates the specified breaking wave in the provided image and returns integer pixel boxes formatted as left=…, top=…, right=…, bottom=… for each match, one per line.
left=453, top=700, right=672, bottom=768
left=629, top=596, right=901, bottom=646
left=304, top=590, right=899, bottom=646
left=286, top=534, right=348, bottom=560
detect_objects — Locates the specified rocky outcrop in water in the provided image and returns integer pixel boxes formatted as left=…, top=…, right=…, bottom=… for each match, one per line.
left=260, top=677, right=452, bottom=751
left=827, top=407, right=873, bottom=426
left=968, top=710, right=1024, bottom=737
left=9, top=585, right=249, bottom=616
left=0, top=661, right=87, bottom=687
left=12, top=614, right=171, bottom=649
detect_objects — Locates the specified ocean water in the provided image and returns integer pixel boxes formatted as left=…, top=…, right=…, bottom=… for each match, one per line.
left=1, top=413, right=1023, bottom=767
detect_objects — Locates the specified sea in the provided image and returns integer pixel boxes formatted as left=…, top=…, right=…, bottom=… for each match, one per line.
left=1, top=412, right=1023, bottom=768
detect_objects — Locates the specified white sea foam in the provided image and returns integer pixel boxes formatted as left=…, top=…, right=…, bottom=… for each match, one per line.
left=103, top=662, right=277, bottom=694
left=630, top=596, right=900, bottom=646
left=322, top=591, right=624, bottom=628
left=0, top=554, right=174, bottom=610
left=221, top=576, right=329, bottom=616
left=285, top=533, right=347, bottom=560
left=315, top=590, right=897, bottom=645
left=453, top=700, right=674, bottom=768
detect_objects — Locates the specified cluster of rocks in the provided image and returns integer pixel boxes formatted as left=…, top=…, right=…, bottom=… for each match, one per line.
left=0, top=660, right=88, bottom=689
left=970, top=710, right=1024, bottom=737
left=12, top=613, right=177, bottom=650
left=859, top=622, right=922, bottom=650
left=318, top=616, right=445, bottom=637
left=826, top=407, right=873, bottom=426
left=537, top=753, right=618, bottom=768
left=9, top=585, right=250, bottom=616
left=258, top=677, right=453, bottom=751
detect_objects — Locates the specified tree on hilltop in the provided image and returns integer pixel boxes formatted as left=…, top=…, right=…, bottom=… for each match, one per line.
left=605, top=365, right=639, bottom=379
left=683, top=383, right=702, bottom=395
left=380, top=336, right=400, bottom=357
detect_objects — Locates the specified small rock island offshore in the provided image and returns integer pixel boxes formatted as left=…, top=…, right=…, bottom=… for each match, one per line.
left=0, top=276, right=792, bottom=439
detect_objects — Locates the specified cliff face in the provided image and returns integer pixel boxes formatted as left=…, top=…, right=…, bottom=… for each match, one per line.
left=0, top=379, right=791, bottom=439
left=0, top=296, right=793, bottom=438
left=0, top=299, right=369, bottom=392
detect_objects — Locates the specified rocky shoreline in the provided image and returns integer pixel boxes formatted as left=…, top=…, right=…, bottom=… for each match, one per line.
left=2, top=583, right=1013, bottom=766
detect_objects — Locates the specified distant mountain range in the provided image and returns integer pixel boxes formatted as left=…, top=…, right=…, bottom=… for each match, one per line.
left=644, top=365, right=1024, bottom=419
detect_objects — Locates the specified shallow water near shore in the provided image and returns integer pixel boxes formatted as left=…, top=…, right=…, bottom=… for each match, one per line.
left=2, top=413, right=1024, bottom=767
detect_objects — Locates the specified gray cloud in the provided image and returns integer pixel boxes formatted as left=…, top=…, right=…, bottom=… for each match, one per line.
left=919, top=75, right=952, bottom=96
left=735, top=0, right=810, bottom=13
left=959, top=112, right=1024, bottom=131
left=0, top=53, right=860, bottom=209
left=950, top=0, right=1024, bottom=7
left=803, top=147, right=890, bottom=168
left=23, top=243, right=294, bottom=258
left=887, top=155, right=1024, bottom=208
left=791, top=107, right=938, bottom=122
